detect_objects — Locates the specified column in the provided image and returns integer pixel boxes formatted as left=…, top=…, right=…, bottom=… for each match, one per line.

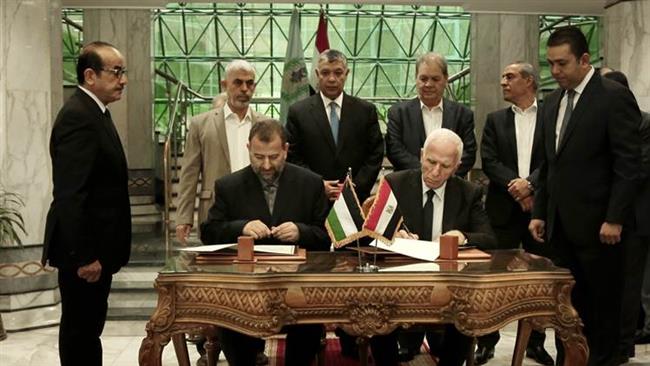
left=603, top=0, right=650, bottom=111
left=470, top=13, right=539, bottom=167
left=83, top=9, right=153, bottom=170
left=0, top=0, right=63, bottom=330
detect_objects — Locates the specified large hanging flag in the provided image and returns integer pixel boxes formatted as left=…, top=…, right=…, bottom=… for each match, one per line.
left=326, top=176, right=366, bottom=248
left=310, top=9, right=330, bottom=91
left=362, top=178, right=403, bottom=244
left=279, top=8, right=310, bottom=125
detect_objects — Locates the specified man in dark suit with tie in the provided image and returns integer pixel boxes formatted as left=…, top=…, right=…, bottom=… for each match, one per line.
left=376, top=128, right=496, bottom=366
left=286, top=49, right=384, bottom=203
left=386, top=52, right=476, bottom=177
left=529, top=26, right=642, bottom=366
left=476, top=62, right=554, bottom=365
left=42, top=41, right=131, bottom=366
left=201, top=119, right=330, bottom=366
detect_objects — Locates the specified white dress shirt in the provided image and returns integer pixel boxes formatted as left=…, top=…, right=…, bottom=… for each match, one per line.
left=320, top=92, right=343, bottom=124
left=422, top=179, right=446, bottom=241
left=555, top=66, right=594, bottom=149
left=420, top=98, right=444, bottom=138
left=223, top=103, right=253, bottom=173
left=512, top=101, right=537, bottom=178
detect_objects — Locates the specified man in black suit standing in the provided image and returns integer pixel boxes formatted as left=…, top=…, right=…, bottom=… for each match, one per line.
left=286, top=49, right=384, bottom=203
left=42, top=41, right=131, bottom=366
left=386, top=52, right=476, bottom=177
left=201, top=119, right=330, bottom=366
left=529, top=26, right=642, bottom=366
left=376, top=128, right=496, bottom=366
left=477, top=62, right=553, bottom=365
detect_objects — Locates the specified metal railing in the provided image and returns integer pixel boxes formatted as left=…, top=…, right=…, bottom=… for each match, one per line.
left=157, top=68, right=211, bottom=258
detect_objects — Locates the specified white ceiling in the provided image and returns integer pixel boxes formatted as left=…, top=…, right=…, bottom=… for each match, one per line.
left=61, top=0, right=609, bottom=16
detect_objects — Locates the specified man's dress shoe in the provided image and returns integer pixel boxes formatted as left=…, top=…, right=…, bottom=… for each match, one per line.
left=398, top=347, right=418, bottom=362
left=525, top=345, right=554, bottom=366
left=474, top=345, right=494, bottom=365
left=256, top=352, right=269, bottom=365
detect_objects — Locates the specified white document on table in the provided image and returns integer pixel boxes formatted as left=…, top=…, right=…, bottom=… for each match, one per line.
left=179, top=244, right=296, bottom=255
left=379, top=262, right=441, bottom=272
left=370, top=237, right=440, bottom=262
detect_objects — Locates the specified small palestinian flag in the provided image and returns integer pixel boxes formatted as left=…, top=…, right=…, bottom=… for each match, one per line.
left=325, top=176, right=366, bottom=248
left=362, top=178, right=403, bottom=244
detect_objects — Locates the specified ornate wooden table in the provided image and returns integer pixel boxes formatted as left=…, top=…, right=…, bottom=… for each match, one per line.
left=139, top=250, right=588, bottom=366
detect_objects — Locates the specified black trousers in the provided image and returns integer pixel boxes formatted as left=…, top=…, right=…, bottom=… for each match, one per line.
left=618, top=232, right=646, bottom=358
left=58, top=269, right=112, bottom=366
left=477, top=210, right=555, bottom=351
left=552, top=218, right=625, bottom=366
left=398, top=325, right=472, bottom=366
left=218, top=325, right=322, bottom=366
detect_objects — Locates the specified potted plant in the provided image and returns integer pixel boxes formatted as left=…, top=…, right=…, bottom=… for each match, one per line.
left=0, top=188, right=26, bottom=340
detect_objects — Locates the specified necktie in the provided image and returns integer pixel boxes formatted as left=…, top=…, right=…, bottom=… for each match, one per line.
left=329, top=102, right=339, bottom=145
left=422, top=189, right=434, bottom=241
left=558, top=89, right=575, bottom=148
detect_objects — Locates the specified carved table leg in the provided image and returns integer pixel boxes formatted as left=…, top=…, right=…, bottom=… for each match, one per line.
left=511, top=319, right=532, bottom=366
left=172, top=333, right=191, bottom=366
left=138, top=332, right=167, bottom=366
left=204, top=326, right=221, bottom=366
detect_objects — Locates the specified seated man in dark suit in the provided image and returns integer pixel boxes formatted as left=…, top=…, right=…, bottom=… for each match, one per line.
left=200, top=119, right=330, bottom=366
left=386, top=52, right=476, bottom=177
left=374, top=128, right=496, bottom=366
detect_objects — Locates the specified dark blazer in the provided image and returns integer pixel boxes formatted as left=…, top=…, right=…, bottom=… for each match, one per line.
left=42, top=88, right=131, bottom=274
left=532, top=73, right=642, bottom=245
left=286, top=93, right=384, bottom=201
left=481, top=106, right=544, bottom=226
left=637, top=111, right=650, bottom=236
left=200, top=163, right=330, bottom=250
left=386, top=97, right=476, bottom=176
left=385, top=170, right=496, bottom=249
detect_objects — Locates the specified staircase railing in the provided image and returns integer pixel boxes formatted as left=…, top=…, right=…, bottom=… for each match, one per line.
left=156, top=69, right=211, bottom=259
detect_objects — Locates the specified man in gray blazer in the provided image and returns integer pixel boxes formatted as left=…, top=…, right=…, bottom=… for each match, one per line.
left=175, top=59, right=268, bottom=245
left=386, top=52, right=476, bottom=177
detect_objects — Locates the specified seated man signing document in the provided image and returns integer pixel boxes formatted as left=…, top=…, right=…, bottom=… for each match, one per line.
left=200, top=119, right=330, bottom=366
left=381, top=128, right=497, bottom=366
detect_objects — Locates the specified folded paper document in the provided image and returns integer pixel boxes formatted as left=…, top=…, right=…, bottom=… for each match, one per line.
left=180, top=244, right=296, bottom=255
left=370, top=238, right=440, bottom=262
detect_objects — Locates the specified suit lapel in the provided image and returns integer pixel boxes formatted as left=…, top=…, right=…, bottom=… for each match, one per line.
left=546, top=90, right=562, bottom=156
left=311, top=95, right=337, bottom=154
left=407, top=98, right=427, bottom=147
left=213, top=108, right=231, bottom=169
left=442, top=178, right=461, bottom=233
left=504, top=108, right=518, bottom=169
left=441, top=99, right=455, bottom=131
left=557, top=74, right=598, bottom=156
left=338, top=94, right=355, bottom=155
left=244, top=167, right=273, bottom=221
left=400, top=170, right=425, bottom=234
left=531, top=101, right=544, bottom=169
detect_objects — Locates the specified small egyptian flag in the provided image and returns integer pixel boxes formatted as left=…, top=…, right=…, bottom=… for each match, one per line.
left=362, top=178, right=403, bottom=244
left=325, top=176, right=366, bottom=248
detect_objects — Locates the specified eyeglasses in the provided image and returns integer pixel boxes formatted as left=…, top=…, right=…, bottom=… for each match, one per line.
left=99, top=67, right=128, bottom=79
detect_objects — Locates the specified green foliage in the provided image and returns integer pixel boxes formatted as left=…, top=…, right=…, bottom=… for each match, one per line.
left=0, top=189, right=27, bottom=247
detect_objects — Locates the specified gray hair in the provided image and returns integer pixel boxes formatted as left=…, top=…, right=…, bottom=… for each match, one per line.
left=512, top=61, right=538, bottom=91
left=423, top=128, right=464, bottom=165
left=225, top=59, right=256, bottom=79
left=317, top=49, right=348, bottom=69
left=415, top=52, right=448, bottom=77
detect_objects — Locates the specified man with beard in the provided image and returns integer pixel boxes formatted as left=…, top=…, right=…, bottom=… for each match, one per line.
left=174, top=59, right=269, bottom=365
left=201, top=119, right=330, bottom=366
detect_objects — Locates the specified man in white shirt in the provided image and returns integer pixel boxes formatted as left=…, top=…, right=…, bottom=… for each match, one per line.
left=477, top=62, right=554, bottom=365
left=386, top=52, right=477, bottom=177
left=174, top=59, right=269, bottom=365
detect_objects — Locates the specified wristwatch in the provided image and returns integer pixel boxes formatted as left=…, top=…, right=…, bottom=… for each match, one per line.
left=527, top=180, right=535, bottom=192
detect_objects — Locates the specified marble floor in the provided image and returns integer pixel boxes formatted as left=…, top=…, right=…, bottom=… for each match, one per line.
left=1, top=320, right=650, bottom=366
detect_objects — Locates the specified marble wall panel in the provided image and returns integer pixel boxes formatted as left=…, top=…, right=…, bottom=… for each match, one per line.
left=604, top=0, right=650, bottom=111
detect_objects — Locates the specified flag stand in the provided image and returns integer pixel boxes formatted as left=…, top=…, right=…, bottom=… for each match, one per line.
left=355, top=238, right=378, bottom=272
